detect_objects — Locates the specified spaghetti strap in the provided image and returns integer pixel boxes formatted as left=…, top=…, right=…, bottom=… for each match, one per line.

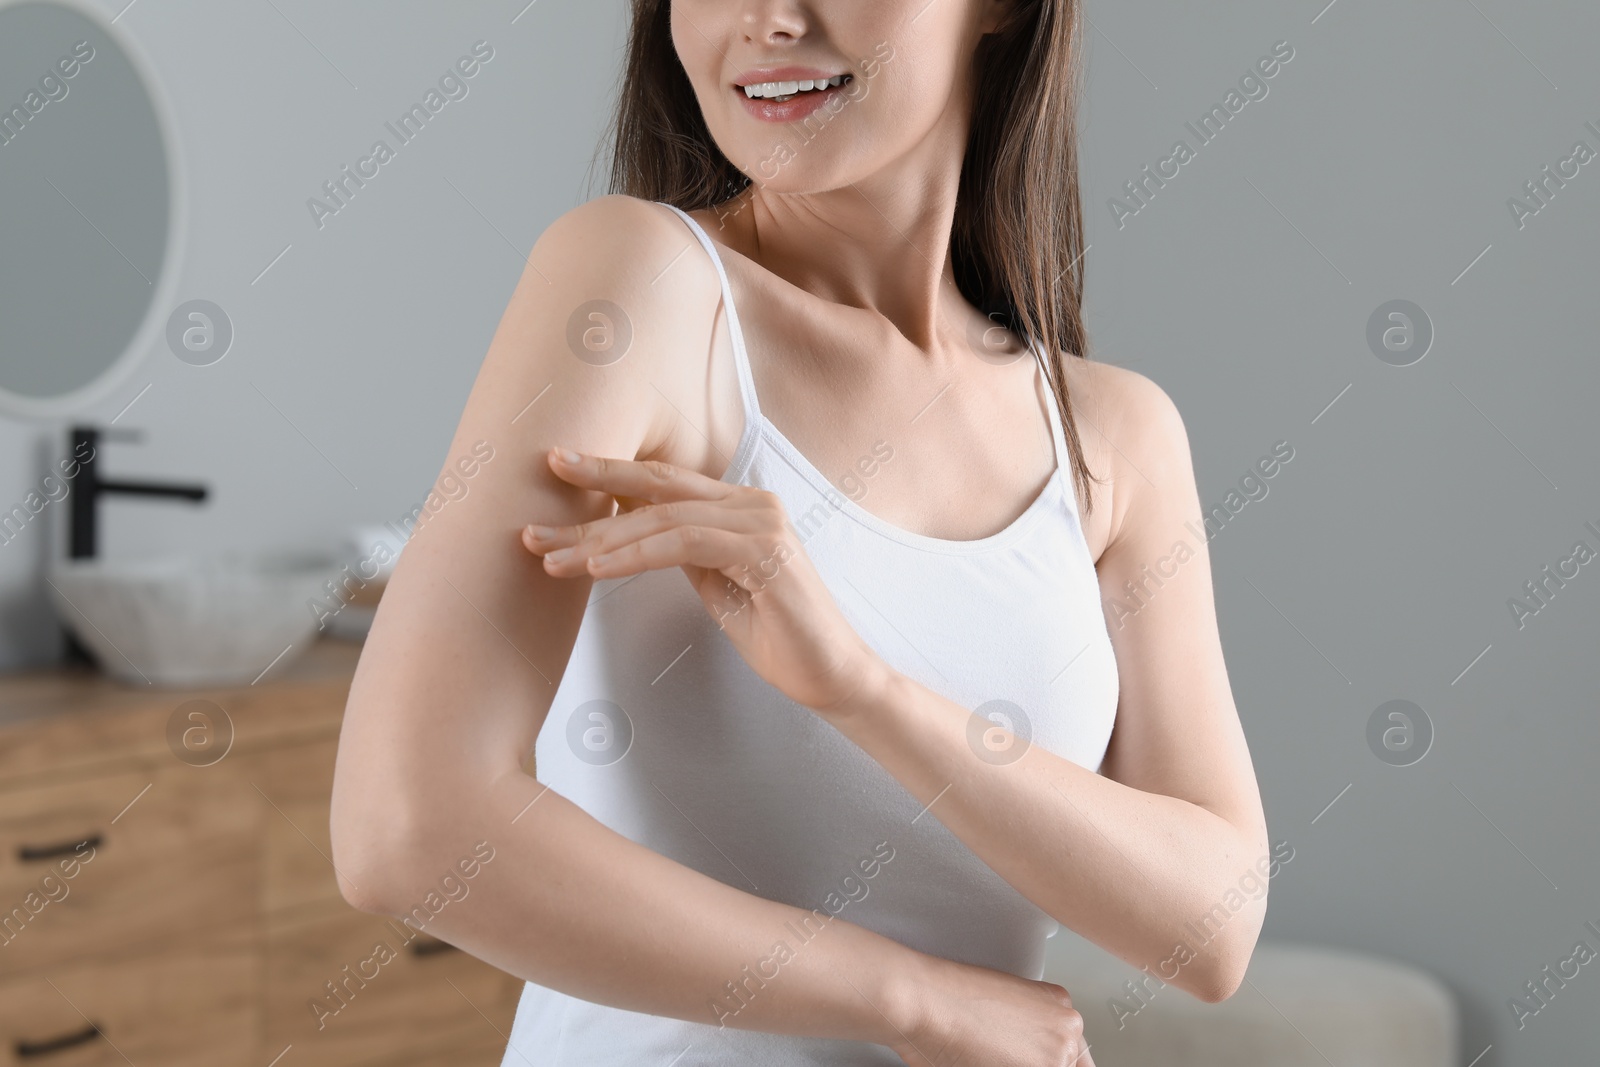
left=655, top=202, right=763, bottom=430
left=1029, top=337, right=1073, bottom=482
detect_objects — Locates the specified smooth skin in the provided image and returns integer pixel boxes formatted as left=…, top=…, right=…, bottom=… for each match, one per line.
left=330, top=0, right=1267, bottom=1064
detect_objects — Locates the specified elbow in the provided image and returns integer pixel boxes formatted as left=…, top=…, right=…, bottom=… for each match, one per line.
left=1195, top=957, right=1247, bottom=1004
left=328, top=735, right=512, bottom=917
left=329, top=787, right=435, bottom=917
left=328, top=732, right=458, bottom=916
left=1192, top=926, right=1262, bottom=1004
left=329, top=815, right=409, bottom=916
left=1194, top=840, right=1272, bottom=1002
left=332, top=851, right=398, bottom=917
left=329, top=771, right=503, bottom=917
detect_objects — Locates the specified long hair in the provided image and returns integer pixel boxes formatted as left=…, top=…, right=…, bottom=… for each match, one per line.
left=599, top=0, right=1103, bottom=517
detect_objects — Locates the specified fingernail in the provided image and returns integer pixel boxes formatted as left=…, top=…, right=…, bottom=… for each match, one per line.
left=545, top=547, right=572, bottom=563
left=526, top=524, right=556, bottom=539
left=555, top=447, right=582, bottom=464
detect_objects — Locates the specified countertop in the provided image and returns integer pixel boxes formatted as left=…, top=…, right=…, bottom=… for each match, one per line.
left=0, top=637, right=364, bottom=727
left=0, top=637, right=365, bottom=788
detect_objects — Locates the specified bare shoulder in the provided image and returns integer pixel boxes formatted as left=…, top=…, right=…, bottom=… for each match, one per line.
left=532, top=194, right=702, bottom=274
left=1059, top=356, right=1193, bottom=555
left=460, top=194, right=724, bottom=463
left=521, top=194, right=722, bottom=341
left=1071, top=358, right=1187, bottom=456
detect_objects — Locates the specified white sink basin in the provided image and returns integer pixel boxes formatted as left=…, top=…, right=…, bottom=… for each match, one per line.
left=46, top=552, right=346, bottom=687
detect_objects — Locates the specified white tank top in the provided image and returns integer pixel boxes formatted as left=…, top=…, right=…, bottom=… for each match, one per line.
left=501, top=202, right=1120, bottom=1066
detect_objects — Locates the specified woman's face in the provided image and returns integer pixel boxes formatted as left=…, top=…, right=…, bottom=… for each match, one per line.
left=670, top=0, right=1002, bottom=196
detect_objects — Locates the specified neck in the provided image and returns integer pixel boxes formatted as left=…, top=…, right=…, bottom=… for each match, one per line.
left=718, top=131, right=974, bottom=356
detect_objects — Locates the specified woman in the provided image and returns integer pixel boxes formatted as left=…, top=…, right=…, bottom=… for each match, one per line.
left=330, top=0, right=1269, bottom=1063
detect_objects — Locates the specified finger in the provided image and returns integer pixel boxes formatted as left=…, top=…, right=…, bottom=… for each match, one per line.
left=546, top=447, right=735, bottom=506
left=528, top=500, right=774, bottom=572
left=582, top=525, right=776, bottom=581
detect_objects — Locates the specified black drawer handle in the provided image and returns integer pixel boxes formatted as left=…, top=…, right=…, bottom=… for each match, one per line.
left=409, top=938, right=458, bottom=958
left=15, top=1022, right=105, bottom=1057
left=17, top=833, right=101, bottom=862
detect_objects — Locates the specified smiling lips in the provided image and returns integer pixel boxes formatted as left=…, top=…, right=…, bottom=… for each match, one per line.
left=742, top=74, right=850, bottom=100
left=734, top=66, right=854, bottom=122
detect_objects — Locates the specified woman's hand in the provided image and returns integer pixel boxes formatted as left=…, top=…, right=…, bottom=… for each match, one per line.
left=889, top=955, right=1097, bottom=1067
left=523, top=447, right=884, bottom=713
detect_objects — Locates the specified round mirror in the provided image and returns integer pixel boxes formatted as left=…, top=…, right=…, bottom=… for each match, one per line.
left=0, top=0, right=183, bottom=418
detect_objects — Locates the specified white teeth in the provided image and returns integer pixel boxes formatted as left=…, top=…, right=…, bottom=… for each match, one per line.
left=743, top=74, right=848, bottom=100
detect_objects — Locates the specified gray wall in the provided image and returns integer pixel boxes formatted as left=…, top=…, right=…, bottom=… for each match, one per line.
left=1, top=0, right=1596, bottom=1063
left=1075, top=0, right=1599, bottom=1063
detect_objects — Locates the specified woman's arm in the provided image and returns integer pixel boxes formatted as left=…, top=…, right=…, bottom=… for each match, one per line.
left=326, top=196, right=1094, bottom=1060
left=819, top=365, right=1271, bottom=1004
left=327, top=195, right=926, bottom=1042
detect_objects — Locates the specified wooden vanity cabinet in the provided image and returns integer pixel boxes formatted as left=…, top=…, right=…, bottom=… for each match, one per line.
left=0, top=638, right=522, bottom=1066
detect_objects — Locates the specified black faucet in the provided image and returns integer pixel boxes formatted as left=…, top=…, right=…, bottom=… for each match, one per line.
left=62, top=425, right=209, bottom=663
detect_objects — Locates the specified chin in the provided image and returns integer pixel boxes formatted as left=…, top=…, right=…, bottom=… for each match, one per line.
left=727, top=144, right=879, bottom=198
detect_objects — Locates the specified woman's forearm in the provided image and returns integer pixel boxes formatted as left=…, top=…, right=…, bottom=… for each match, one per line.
left=340, top=764, right=936, bottom=1047
left=825, top=667, right=1270, bottom=1001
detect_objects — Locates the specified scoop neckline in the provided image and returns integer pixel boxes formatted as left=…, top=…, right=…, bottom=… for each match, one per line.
left=755, top=413, right=1067, bottom=555
left=670, top=201, right=1071, bottom=556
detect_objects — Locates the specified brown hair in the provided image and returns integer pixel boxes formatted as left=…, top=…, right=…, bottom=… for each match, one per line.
left=600, top=0, right=1103, bottom=516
